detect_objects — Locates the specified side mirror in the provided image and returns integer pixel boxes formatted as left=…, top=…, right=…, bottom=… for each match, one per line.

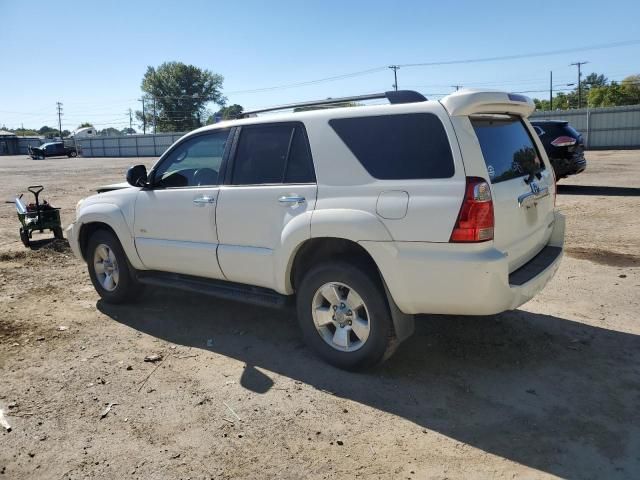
left=126, top=165, right=148, bottom=187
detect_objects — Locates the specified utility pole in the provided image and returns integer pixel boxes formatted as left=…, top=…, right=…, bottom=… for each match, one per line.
left=56, top=102, right=63, bottom=138
left=152, top=96, right=157, bottom=134
left=549, top=71, right=553, bottom=110
left=451, top=85, right=462, bottom=91
left=128, top=108, right=133, bottom=130
left=388, top=65, right=400, bottom=91
left=570, top=61, right=589, bottom=109
left=140, top=97, right=146, bottom=134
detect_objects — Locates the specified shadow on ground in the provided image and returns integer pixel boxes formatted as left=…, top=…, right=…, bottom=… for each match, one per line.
left=98, top=290, right=640, bottom=479
left=558, top=184, right=640, bottom=196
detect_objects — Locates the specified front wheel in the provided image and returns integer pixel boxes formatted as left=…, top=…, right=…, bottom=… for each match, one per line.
left=296, top=262, right=396, bottom=370
left=87, top=229, right=142, bottom=304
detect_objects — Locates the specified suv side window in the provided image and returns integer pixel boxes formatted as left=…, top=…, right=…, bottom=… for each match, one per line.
left=329, top=113, right=455, bottom=180
left=231, top=124, right=315, bottom=185
left=153, top=130, right=230, bottom=188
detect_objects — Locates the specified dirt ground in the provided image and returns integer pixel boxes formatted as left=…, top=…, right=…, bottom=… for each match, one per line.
left=0, top=151, right=639, bottom=479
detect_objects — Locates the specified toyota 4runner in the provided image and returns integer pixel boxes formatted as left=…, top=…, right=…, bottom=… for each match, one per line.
left=67, top=89, right=565, bottom=370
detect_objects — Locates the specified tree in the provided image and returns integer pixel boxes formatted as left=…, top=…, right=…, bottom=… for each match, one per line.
left=78, top=122, right=94, bottom=129
left=621, top=75, right=640, bottom=105
left=135, top=61, right=225, bottom=132
left=99, top=127, right=122, bottom=136
left=583, top=73, right=607, bottom=88
left=13, top=128, right=39, bottom=136
left=533, top=72, right=640, bottom=110
left=38, top=126, right=59, bottom=136
left=214, top=104, right=244, bottom=122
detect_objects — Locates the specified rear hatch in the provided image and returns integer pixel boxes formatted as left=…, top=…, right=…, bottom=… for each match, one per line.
left=471, top=115, right=555, bottom=271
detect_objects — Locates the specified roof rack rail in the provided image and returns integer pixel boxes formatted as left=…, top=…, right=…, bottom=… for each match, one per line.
left=240, top=90, right=427, bottom=117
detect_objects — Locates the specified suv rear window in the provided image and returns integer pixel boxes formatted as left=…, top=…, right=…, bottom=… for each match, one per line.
left=471, top=116, right=544, bottom=184
left=329, top=113, right=454, bottom=180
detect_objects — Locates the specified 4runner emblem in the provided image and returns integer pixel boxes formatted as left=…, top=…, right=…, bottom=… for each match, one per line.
left=530, top=181, right=540, bottom=194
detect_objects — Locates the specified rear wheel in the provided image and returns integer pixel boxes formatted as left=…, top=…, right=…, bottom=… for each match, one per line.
left=52, top=226, right=63, bottom=240
left=68, top=150, right=78, bottom=158
left=19, top=228, right=30, bottom=247
left=87, top=229, right=142, bottom=304
left=296, top=261, right=396, bottom=370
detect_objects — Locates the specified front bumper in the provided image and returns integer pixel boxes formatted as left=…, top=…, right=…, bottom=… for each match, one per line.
left=362, top=212, right=565, bottom=316
left=65, top=222, right=83, bottom=260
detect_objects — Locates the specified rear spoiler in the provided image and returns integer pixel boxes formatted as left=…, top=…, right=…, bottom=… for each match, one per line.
left=440, top=90, right=535, bottom=117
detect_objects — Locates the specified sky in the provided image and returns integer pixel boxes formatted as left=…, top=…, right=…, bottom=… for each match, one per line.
left=1, top=0, right=639, bottom=131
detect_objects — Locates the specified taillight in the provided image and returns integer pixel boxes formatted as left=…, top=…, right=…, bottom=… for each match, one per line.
left=550, top=136, right=576, bottom=147
left=450, top=177, right=494, bottom=243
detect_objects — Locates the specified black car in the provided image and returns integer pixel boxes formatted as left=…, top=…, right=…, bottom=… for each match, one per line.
left=29, top=141, right=78, bottom=160
left=531, top=120, right=586, bottom=179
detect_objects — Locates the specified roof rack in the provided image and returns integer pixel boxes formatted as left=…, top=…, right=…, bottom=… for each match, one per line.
left=240, top=90, right=427, bottom=117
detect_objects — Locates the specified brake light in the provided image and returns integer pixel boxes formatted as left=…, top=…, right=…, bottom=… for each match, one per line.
left=550, top=136, right=576, bottom=147
left=450, top=177, right=494, bottom=242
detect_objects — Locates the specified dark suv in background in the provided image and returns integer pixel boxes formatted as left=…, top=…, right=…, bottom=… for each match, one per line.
left=531, top=120, right=586, bottom=179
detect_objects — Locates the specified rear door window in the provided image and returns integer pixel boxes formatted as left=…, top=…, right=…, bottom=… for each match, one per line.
left=329, top=113, right=454, bottom=180
left=471, top=116, right=544, bottom=184
left=231, top=123, right=315, bottom=185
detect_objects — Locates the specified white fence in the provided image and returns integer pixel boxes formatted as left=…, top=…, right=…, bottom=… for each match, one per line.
left=72, top=105, right=640, bottom=157
left=76, top=132, right=186, bottom=157
left=530, top=104, right=640, bottom=149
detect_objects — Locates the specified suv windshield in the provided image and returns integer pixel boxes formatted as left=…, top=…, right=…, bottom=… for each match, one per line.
left=471, top=115, right=544, bottom=184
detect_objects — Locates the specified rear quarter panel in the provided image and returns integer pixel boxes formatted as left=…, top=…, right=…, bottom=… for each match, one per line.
left=304, top=102, right=466, bottom=243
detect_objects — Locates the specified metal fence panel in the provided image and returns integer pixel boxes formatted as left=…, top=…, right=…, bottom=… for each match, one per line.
left=76, top=132, right=186, bottom=157
left=530, top=104, right=640, bottom=149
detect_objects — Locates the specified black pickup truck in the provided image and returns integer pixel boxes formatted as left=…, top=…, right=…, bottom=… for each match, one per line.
left=29, top=141, right=78, bottom=159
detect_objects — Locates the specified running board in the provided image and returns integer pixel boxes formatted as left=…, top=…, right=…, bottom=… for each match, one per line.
left=136, top=271, right=290, bottom=309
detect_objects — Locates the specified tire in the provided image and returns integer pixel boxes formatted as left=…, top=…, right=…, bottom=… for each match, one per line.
left=87, top=229, right=142, bottom=304
left=68, top=151, right=77, bottom=158
left=20, top=228, right=30, bottom=247
left=296, top=261, right=396, bottom=370
left=52, top=226, right=64, bottom=240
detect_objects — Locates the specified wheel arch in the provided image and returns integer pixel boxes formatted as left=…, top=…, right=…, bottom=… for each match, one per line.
left=76, top=203, right=144, bottom=269
left=289, top=236, right=415, bottom=345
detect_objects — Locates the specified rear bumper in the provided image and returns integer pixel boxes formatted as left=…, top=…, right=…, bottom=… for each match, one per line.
left=361, top=212, right=565, bottom=316
left=552, top=153, right=586, bottom=177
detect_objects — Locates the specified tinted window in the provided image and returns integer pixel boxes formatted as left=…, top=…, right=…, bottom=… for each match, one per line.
left=329, top=113, right=454, bottom=180
left=472, top=116, right=544, bottom=184
left=154, top=130, right=229, bottom=188
left=284, top=127, right=315, bottom=183
left=231, top=124, right=315, bottom=185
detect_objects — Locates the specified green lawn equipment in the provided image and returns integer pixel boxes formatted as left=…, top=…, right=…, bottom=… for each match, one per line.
left=14, top=185, right=63, bottom=247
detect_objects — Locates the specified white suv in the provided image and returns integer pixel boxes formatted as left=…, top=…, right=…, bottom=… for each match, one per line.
left=67, top=89, right=564, bottom=370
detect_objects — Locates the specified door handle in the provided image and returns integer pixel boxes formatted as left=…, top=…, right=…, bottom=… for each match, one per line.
left=193, top=195, right=216, bottom=205
left=278, top=195, right=305, bottom=206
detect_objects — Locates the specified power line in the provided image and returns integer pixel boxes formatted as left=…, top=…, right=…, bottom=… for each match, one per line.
left=397, top=40, right=639, bottom=68
left=225, top=39, right=640, bottom=95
